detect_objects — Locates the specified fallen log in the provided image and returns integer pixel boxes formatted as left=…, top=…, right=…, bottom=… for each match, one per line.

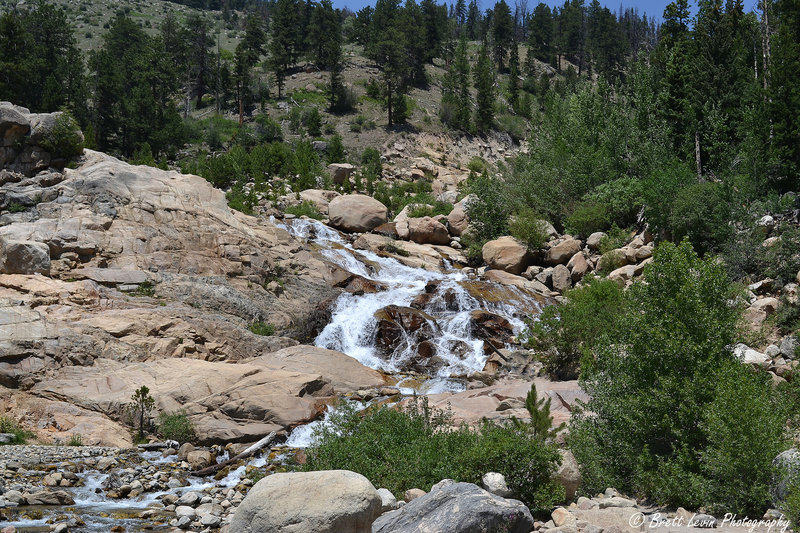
left=191, top=431, right=277, bottom=476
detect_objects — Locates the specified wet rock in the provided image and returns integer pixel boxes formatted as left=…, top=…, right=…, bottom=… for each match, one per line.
left=24, top=490, right=75, bottom=505
left=470, top=310, right=514, bottom=350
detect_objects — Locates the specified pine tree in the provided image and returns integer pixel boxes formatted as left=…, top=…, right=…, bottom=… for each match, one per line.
left=524, top=383, right=565, bottom=440
left=309, top=0, right=341, bottom=69
left=526, top=2, right=554, bottom=72
left=441, top=31, right=471, bottom=130
left=466, top=0, right=480, bottom=39
left=508, top=38, right=521, bottom=111
left=768, top=0, right=800, bottom=188
left=474, top=43, right=496, bottom=132
left=269, top=0, right=302, bottom=98
left=184, top=14, right=213, bottom=109
left=369, top=0, right=408, bottom=125
left=492, top=0, right=515, bottom=70
left=455, top=0, right=467, bottom=26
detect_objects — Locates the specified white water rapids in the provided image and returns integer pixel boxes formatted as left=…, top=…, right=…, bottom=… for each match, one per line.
left=275, top=217, right=542, bottom=393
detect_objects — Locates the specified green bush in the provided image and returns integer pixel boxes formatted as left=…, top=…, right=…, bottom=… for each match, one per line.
left=40, top=112, right=84, bottom=160
left=496, top=113, right=528, bottom=142
left=327, top=134, right=345, bottom=164
left=303, top=396, right=564, bottom=512
left=304, top=107, right=322, bottom=137
left=0, top=416, right=34, bottom=444
left=285, top=201, right=323, bottom=220
left=462, top=171, right=509, bottom=247
left=249, top=321, right=275, bottom=336
left=67, top=433, right=84, bottom=446
left=669, top=182, right=732, bottom=255
left=509, top=209, right=549, bottom=251
left=157, top=410, right=196, bottom=444
left=565, top=202, right=609, bottom=237
left=407, top=201, right=453, bottom=218
left=569, top=241, right=786, bottom=515
left=255, top=115, right=283, bottom=143
left=522, top=275, right=625, bottom=379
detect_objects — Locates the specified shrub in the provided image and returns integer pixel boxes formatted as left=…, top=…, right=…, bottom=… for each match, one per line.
left=67, top=433, right=84, bottom=446
left=569, top=241, right=786, bottom=515
left=462, top=171, right=509, bottom=247
left=303, top=396, right=563, bottom=512
left=249, top=321, right=275, bottom=336
left=0, top=416, right=34, bottom=444
left=509, top=209, right=549, bottom=251
left=285, top=201, right=323, bottom=220
left=255, top=115, right=283, bottom=143
left=327, top=134, right=345, bottom=164
left=669, top=181, right=732, bottom=255
left=40, top=112, right=84, bottom=160
left=407, top=201, right=453, bottom=218
left=565, top=202, right=609, bottom=237
left=496, top=113, right=527, bottom=142
left=304, top=107, right=322, bottom=137
left=522, top=275, right=625, bottom=379
left=157, top=410, right=196, bottom=444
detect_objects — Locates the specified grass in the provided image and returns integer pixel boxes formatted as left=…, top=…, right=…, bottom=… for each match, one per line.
left=131, top=281, right=155, bottom=297
left=67, top=434, right=84, bottom=446
left=285, top=201, right=323, bottom=220
left=0, top=416, right=34, bottom=445
left=249, top=321, right=276, bottom=336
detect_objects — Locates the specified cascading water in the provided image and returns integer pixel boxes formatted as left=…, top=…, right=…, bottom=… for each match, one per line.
left=274, top=217, right=543, bottom=392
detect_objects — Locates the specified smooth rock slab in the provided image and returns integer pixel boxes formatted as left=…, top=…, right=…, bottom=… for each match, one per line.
left=372, top=481, right=534, bottom=533
left=230, top=470, right=381, bottom=533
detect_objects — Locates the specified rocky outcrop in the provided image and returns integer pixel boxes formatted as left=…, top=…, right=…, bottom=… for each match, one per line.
left=230, top=470, right=382, bottom=533
left=372, top=480, right=535, bottom=533
left=397, top=216, right=450, bottom=245
left=328, top=194, right=389, bottom=233
left=0, top=239, right=50, bottom=275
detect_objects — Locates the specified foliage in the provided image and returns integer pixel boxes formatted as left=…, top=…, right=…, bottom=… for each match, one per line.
left=326, top=134, right=345, bottom=164
left=67, top=433, right=84, bottom=446
left=569, top=241, right=786, bottom=515
left=669, top=182, right=732, bottom=255
left=462, top=171, right=508, bottom=251
left=285, top=201, right=323, bottom=220
left=407, top=201, right=453, bottom=218
left=39, top=112, right=84, bottom=160
left=0, top=416, right=34, bottom=445
left=249, top=321, right=276, bottom=336
left=126, top=385, right=156, bottom=441
left=508, top=209, right=549, bottom=251
left=522, top=275, right=625, bottom=379
left=157, top=410, right=196, bottom=444
left=303, top=397, right=564, bottom=511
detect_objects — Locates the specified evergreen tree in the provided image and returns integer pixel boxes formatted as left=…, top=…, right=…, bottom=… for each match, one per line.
left=466, top=0, right=480, bottom=39
left=421, top=0, right=448, bottom=63
left=508, top=38, right=521, bottom=111
left=0, top=12, right=33, bottom=108
left=441, top=31, right=472, bottom=130
left=474, top=43, right=496, bottom=132
left=269, top=0, right=302, bottom=97
left=184, top=14, right=213, bottom=109
left=492, top=0, right=515, bottom=70
left=309, top=0, right=342, bottom=69
left=526, top=2, right=554, bottom=70
left=455, top=0, right=467, bottom=26
left=767, top=0, right=800, bottom=188
left=368, top=0, right=408, bottom=125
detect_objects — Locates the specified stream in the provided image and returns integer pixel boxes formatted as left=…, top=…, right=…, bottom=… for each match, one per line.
left=4, top=217, right=546, bottom=532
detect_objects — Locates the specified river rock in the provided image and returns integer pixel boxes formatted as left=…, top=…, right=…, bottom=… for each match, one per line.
left=230, top=470, right=382, bottom=533
left=404, top=217, right=450, bottom=245
left=377, top=488, right=399, bottom=512
left=372, top=481, right=534, bottom=533
left=551, top=264, right=572, bottom=292
left=446, top=206, right=469, bottom=236
left=328, top=194, right=388, bottom=233
left=482, top=236, right=530, bottom=275
left=481, top=472, right=513, bottom=498
left=546, top=237, right=582, bottom=266
left=24, top=490, right=75, bottom=505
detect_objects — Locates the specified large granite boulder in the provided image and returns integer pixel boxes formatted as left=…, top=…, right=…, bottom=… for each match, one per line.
left=230, top=470, right=382, bottom=533
left=328, top=194, right=388, bottom=233
left=0, top=239, right=50, bottom=275
left=482, top=236, right=530, bottom=275
left=372, top=480, right=534, bottom=533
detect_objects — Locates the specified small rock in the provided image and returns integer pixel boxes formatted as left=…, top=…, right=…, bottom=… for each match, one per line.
left=481, top=472, right=513, bottom=498
left=404, top=488, right=426, bottom=502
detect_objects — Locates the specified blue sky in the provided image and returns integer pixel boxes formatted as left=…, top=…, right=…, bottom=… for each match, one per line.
left=331, top=0, right=760, bottom=21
